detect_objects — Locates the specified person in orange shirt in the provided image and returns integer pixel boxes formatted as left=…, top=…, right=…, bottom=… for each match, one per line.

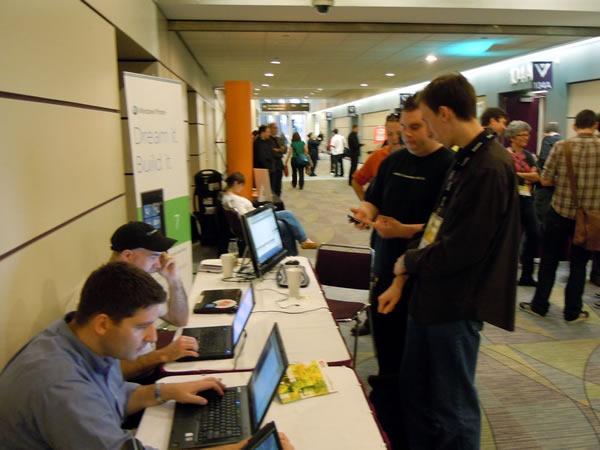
left=351, top=113, right=405, bottom=201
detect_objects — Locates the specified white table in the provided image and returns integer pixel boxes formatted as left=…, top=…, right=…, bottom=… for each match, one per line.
left=136, top=367, right=388, bottom=450
left=162, top=257, right=351, bottom=374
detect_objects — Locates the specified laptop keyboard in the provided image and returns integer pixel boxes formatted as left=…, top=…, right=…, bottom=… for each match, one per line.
left=196, top=389, right=242, bottom=441
left=196, top=328, right=228, bottom=354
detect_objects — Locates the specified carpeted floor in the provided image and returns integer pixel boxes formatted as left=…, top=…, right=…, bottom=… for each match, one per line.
left=195, top=155, right=600, bottom=449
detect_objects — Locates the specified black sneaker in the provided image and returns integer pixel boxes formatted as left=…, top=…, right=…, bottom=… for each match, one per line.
left=519, top=302, right=545, bottom=318
left=565, top=311, right=589, bottom=323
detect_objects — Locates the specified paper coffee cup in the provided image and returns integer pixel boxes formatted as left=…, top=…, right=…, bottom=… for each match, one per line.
left=286, top=267, right=302, bottom=298
left=221, top=253, right=236, bottom=279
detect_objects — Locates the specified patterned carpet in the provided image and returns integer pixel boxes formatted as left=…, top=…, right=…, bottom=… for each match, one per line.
left=195, top=155, right=600, bottom=448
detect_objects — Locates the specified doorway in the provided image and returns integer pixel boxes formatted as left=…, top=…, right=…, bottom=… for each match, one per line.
left=500, top=92, right=540, bottom=154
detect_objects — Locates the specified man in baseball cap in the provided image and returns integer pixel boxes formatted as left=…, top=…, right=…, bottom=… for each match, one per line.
left=66, top=221, right=198, bottom=382
left=107, top=222, right=197, bottom=381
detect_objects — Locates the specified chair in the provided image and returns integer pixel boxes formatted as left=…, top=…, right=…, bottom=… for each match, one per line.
left=222, top=207, right=246, bottom=257
left=314, top=243, right=374, bottom=367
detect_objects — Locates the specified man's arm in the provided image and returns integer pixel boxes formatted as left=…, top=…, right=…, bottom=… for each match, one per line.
left=126, top=377, right=227, bottom=415
left=120, top=335, right=199, bottom=380
left=158, top=253, right=188, bottom=326
left=371, top=215, right=425, bottom=239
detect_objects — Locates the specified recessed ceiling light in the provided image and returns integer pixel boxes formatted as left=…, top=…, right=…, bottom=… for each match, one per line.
left=304, top=96, right=309, bottom=99
left=254, top=88, right=261, bottom=91
left=425, top=54, right=438, bottom=63
left=310, top=92, right=315, bottom=95
left=317, top=88, right=323, bottom=91
left=271, top=58, right=280, bottom=64
left=360, top=83, right=368, bottom=87
left=261, top=83, right=270, bottom=87
left=264, top=72, right=274, bottom=77
left=385, top=73, right=395, bottom=77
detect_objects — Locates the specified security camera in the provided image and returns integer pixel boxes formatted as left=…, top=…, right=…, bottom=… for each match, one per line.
left=312, top=0, right=334, bottom=14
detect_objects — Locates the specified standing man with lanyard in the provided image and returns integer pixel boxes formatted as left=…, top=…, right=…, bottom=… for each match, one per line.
left=379, top=73, right=520, bottom=449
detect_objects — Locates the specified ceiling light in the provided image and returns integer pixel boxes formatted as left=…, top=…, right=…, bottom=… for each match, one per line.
left=264, top=72, right=274, bottom=77
left=261, top=83, right=270, bottom=87
left=425, top=54, right=438, bottom=63
left=360, top=83, right=368, bottom=87
left=254, top=88, right=261, bottom=91
left=317, top=88, right=323, bottom=91
left=310, top=92, right=315, bottom=95
left=385, top=73, right=395, bottom=77
left=270, top=58, right=280, bottom=65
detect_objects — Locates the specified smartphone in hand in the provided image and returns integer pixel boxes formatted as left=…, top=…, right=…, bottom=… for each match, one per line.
left=347, top=214, right=364, bottom=225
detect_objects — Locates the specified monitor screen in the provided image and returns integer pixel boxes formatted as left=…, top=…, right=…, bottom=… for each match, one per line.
left=242, top=205, right=287, bottom=278
left=232, top=285, right=254, bottom=346
left=248, top=324, right=288, bottom=431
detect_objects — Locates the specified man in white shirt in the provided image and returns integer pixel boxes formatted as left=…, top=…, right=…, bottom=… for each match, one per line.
left=329, top=128, right=346, bottom=177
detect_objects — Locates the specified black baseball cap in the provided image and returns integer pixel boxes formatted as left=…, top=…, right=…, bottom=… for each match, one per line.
left=110, top=222, right=176, bottom=252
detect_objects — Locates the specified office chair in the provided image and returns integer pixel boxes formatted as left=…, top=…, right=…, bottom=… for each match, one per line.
left=314, top=243, right=373, bottom=367
left=222, top=207, right=246, bottom=257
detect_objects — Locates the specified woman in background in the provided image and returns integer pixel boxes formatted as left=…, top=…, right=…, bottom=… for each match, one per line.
left=285, top=132, right=311, bottom=189
left=506, top=120, right=541, bottom=286
left=222, top=172, right=318, bottom=250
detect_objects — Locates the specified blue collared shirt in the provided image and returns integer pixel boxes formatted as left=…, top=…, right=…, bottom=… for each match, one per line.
left=0, top=315, right=156, bottom=449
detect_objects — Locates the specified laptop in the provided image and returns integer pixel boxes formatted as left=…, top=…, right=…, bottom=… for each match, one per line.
left=169, top=323, right=289, bottom=449
left=241, top=421, right=283, bottom=450
left=178, top=284, right=255, bottom=361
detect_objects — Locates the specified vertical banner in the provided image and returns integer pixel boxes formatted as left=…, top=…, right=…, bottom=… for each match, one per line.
left=532, top=61, right=553, bottom=91
left=123, top=72, right=193, bottom=295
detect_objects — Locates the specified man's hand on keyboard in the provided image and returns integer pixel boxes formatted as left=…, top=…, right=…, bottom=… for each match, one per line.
left=161, top=377, right=227, bottom=405
left=158, top=335, right=199, bottom=362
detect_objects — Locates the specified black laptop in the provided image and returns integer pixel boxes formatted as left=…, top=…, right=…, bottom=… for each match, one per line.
left=169, top=323, right=289, bottom=449
left=179, top=284, right=255, bottom=361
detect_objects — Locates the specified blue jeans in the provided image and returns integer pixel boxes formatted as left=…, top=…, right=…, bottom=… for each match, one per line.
left=402, top=315, right=483, bottom=450
left=275, top=210, right=307, bottom=243
left=531, top=208, right=591, bottom=319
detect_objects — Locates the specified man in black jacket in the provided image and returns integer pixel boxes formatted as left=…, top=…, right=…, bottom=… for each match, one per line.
left=381, top=74, right=520, bottom=450
left=347, top=124, right=363, bottom=185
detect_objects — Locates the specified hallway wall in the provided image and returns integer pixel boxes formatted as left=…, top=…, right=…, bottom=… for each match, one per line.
left=0, top=0, right=216, bottom=366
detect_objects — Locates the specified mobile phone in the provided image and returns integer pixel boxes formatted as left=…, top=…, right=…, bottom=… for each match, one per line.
left=347, top=214, right=364, bottom=225
left=141, top=189, right=166, bottom=235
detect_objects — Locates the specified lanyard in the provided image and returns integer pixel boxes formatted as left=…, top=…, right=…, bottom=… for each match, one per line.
left=435, top=131, right=495, bottom=217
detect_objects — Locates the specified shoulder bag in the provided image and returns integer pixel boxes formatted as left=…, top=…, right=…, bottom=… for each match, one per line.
left=564, top=142, right=600, bottom=251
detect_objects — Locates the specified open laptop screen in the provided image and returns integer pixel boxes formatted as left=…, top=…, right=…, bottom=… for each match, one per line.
left=248, top=323, right=288, bottom=431
left=232, top=285, right=254, bottom=346
left=242, top=205, right=287, bottom=278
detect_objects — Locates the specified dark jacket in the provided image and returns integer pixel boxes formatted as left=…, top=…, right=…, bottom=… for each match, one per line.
left=348, top=131, right=361, bottom=156
left=253, top=138, right=274, bottom=171
left=405, top=134, right=520, bottom=331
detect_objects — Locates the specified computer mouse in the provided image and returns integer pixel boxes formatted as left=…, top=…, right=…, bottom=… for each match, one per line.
left=198, top=388, right=222, bottom=403
left=284, top=260, right=300, bottom=265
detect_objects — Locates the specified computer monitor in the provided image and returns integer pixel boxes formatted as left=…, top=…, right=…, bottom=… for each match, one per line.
left=241, top=204, right=288, bottom=279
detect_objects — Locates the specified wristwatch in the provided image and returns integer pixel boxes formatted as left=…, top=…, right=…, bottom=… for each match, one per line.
left=154, top=383, right=166, bottom=404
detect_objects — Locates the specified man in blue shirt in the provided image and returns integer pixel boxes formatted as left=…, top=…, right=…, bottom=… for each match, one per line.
left=0, top=262, right=227, bottom=450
